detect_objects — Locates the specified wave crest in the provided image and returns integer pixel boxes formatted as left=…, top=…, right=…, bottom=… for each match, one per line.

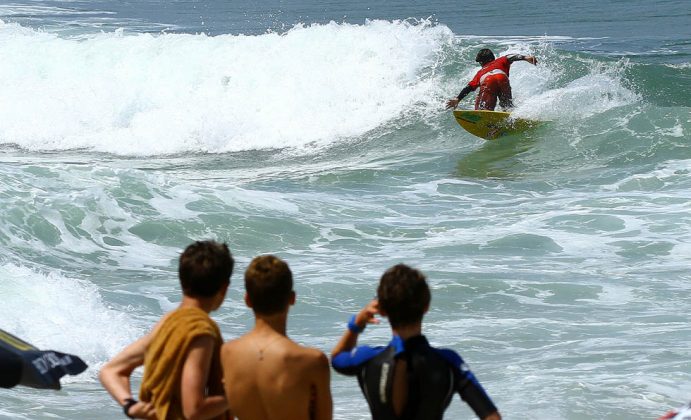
left=0, top=19, right=452, bottom=155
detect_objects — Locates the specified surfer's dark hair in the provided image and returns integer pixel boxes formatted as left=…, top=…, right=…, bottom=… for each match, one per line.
left=245, top=255, right=294, bottom=315
left=179, top=240, right=234, bottom=298
left=475, top=48, right=496, bottom=65
left=377, top=264, right=430, bottom=328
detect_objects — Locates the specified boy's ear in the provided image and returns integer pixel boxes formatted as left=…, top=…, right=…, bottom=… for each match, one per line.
left=289, top=290, right=296, bottom=306
left=244, top=292, right=253, bottom=309
left=215, top=282, right=230, bottom=304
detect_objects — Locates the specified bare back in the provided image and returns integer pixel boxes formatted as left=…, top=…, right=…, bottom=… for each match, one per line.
left=221, top=332, right=332, bottom=420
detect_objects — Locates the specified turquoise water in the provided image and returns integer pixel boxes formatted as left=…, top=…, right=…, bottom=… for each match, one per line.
left=1, top=1, right=690, bottom=419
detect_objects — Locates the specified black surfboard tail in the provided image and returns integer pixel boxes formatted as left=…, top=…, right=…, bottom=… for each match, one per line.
left=0, top=328, right=88, bottom=389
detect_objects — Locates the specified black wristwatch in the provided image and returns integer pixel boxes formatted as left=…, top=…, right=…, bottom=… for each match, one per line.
left=122, top=398, right=137, bottom=419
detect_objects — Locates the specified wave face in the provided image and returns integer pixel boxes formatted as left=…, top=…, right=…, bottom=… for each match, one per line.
left=0, top=20, right=452, bottom=155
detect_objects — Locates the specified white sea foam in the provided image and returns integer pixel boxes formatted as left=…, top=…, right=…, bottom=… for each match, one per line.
left=0, top=6, right=111, bottom=17
left=0, top=19, right=452, bottom=156
left=0, top=263, right=142, bottom=379
left=512, top=59, right=639, bottom=121
left=665, top=62, right=691, bottom=69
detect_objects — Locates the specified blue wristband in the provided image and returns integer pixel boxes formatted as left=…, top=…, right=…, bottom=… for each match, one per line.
left=348, top=314, right=365, bottom=334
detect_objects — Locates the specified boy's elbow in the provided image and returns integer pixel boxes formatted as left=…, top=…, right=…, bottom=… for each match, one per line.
left=185, top=411, right=202, bottom=420
left=98, top=364, right=112, bottom=386
left=329, top=350, right=345, bottom=368
left=99, top=360, right=134, bottom=391
left=183, top=403, right=204, bottom=420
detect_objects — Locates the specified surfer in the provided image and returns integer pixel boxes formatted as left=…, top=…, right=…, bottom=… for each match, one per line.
left=100, top=241, right=233, bottom=420
left=446, top=48, right=537, bottom=111
left=330, top=264, right=501, bottom=420
left=220, top=255, right=333, bottom=420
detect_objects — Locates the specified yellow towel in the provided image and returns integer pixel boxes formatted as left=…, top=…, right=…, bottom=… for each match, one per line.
left=140, top=306, right=226, bottom=420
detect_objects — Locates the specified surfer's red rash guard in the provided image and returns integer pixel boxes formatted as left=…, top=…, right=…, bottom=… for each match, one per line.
left=332, top=335, right=498, bottom=420
left=457, top=54, right=528, bottom=110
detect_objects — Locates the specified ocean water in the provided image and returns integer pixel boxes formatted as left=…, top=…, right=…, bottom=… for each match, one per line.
left=0, top=0, right=690, bottom=419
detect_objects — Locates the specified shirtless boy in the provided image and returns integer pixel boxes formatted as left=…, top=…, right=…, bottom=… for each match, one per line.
left=100, top=240, right=233, bottom=420
left=331, top=264, right=501, bottom=420
left=221, top=255, right=332, bottom=420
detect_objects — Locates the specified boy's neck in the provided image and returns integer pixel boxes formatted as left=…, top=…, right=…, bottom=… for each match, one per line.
left=179, top=295, right=215, bottom=313
left=392, top=322, right=423, bottom=341
left=253, top=312, right=288, bottom=336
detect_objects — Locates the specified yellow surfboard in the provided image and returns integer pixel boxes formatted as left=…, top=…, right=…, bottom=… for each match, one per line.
left=453, top=110, right=543, bottom=140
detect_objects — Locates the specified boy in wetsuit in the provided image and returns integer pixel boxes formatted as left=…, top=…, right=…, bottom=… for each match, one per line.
left=331, top=264, right=501, bottom=420
left=446, top=48, right=537, bottom=111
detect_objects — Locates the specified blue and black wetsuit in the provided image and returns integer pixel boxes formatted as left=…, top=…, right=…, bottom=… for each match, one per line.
left=332, top=335, right=497, bottom=420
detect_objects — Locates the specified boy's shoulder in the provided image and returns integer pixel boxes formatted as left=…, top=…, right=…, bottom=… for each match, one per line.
left=286, top=342, right=329, bottom=368
left=220, top=335, right=247, bottom=354
left=432, top=346, right=463, bottom=367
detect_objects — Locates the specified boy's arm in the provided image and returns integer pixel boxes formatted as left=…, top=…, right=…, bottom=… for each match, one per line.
left=435, top=348, right=500, bottom=420
left=311, top=352, right=333, bottom=420
left=180, top=335, right=230, bottom=420
left=99, top=333, right=156, bottom=419
left=453, top=360, right=500, bottom=420
left=330, top=299, right=379, bottom=358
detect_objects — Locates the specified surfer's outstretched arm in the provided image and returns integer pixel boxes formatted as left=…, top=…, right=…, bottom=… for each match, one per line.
left=507, top=54, right=537, bottom=65
left=446, top=85, right=474, bottom=109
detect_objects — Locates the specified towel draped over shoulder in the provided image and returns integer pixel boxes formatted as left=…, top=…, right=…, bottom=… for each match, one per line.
left=140, top=307, right=226, bottom=420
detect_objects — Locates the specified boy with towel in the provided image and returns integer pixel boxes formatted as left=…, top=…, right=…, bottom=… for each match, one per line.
left=220, top=255, right=332, bottom=420
left=100, top=240, right=234, bottom=420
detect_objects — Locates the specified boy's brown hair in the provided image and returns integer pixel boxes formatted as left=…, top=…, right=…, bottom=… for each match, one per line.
left=377, top=264, right=430, bottom=328
left=245, top=255, right=293, bottom=315
left=178, top=241, right=234, bottom=298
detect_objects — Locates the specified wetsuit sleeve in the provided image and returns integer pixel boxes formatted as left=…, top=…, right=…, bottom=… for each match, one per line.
left=436, top=349, right=498, bottom=419
left=506, top=54, right=526, bottom=63
left=331, top=345, right=385, bottom=376
left=457, top=84, right=474, bottom=100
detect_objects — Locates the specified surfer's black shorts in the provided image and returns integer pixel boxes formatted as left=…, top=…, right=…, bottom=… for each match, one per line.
left=332, top=334, right=498, bottom=420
